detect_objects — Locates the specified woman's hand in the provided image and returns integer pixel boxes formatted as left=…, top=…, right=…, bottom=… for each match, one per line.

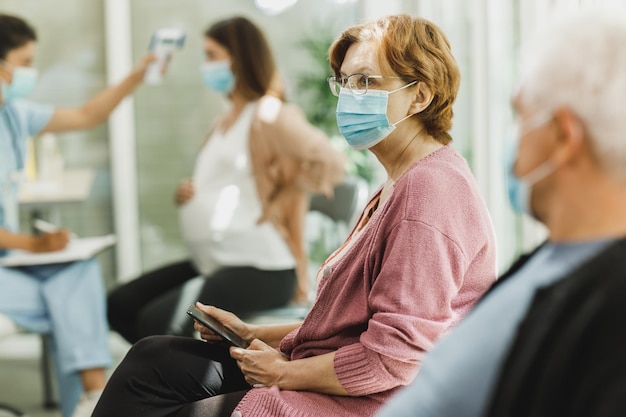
left=129, top=53, right=159, bottom=83
left=232, top=346, right=349, bottom=395
left=230, top=339, right=289, bottom=388
left=193, top=303, right=255, bottom=344
left=29, top=230, right=70, bottom=253
left=174, top=179, right=195, bottom=206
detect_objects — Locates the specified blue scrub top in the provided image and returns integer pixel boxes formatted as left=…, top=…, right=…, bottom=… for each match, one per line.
left=0, top=99, right=54, bottom=232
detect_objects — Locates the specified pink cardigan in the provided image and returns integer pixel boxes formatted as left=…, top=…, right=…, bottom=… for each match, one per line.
left=235, top=146, right=497, bottom=417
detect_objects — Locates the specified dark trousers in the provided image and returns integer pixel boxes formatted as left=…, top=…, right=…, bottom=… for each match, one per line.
left=91, top=336, right=249, bottom=417
left=108, top=260, right=296, bottom=343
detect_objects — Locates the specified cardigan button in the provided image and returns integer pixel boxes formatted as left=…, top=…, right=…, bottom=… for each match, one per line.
left=323, top=266, right=333, bottom=279
left=231, top=411, right=242, bottom=417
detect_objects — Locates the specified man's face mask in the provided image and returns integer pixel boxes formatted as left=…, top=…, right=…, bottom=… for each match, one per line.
left=335, top=81, right=418, bottom=150
left=505, top=112, right=556, bottom=216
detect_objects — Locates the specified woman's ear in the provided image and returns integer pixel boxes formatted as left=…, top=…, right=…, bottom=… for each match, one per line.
left=0, top=64, right=11, bottom=84
left=409, top=82, right=434, bottom=114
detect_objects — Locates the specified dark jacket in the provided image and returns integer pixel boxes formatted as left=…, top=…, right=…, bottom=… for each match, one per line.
left=485, top=238, right=626, bottom=417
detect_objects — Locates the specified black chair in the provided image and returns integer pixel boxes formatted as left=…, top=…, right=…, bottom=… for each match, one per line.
left=309, top=176, right=368, bottom=227
left=0, top=403, right=26, bottom=417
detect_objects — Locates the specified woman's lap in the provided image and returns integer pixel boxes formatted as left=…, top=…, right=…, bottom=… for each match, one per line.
left=92, top=336, right=250, bottom=417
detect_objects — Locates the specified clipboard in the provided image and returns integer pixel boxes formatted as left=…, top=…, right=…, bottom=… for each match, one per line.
left=0, top=235, right=116, bottom=267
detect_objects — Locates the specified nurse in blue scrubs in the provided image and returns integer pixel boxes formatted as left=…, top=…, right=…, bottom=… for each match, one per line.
left=0, top=14, right=154, bottom=417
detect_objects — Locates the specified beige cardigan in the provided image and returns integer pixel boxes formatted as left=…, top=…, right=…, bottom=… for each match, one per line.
left=246, top=95, right=345, bottom=301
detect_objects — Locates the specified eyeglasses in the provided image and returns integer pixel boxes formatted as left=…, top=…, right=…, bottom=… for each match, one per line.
left=327, top=73, right=404, bottom=97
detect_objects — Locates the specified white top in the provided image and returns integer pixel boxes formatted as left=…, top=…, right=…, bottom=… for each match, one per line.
left=178, top=102, right=295, bottom=276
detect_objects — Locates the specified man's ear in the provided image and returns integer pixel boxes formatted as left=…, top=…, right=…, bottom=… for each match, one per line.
left=552, top=107, right=584, bottom=164
left=409, top=82, right=434, bottom=114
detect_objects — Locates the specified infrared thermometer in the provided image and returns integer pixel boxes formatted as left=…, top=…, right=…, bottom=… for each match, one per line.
left=144, top=28, right=186, bottom=84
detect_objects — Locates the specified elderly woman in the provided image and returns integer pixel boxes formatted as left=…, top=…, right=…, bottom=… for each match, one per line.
left=92, top=14, right=497, bottom=417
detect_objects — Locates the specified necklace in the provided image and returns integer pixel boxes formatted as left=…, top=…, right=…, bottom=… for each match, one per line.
left=380, top=178, right=395, bottom=204
left=389, top=131, right=421, bottom=180
left=397, top=134, right=418, bottom=162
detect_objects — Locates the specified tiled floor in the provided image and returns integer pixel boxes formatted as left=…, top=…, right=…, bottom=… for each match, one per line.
left=0, top=332, right=130, bottom=417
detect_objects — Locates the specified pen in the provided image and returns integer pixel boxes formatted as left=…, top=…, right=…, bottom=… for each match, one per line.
left=33, top=219, right=78, bottom=238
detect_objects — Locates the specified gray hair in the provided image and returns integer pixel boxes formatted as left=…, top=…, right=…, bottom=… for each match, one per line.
left=518, top=10, right=626, bottom=180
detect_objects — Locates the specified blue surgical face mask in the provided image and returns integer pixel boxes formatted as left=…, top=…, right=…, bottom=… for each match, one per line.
left=505, top=113, right=556, bottom=216
left=200, top=60, right=234, bottom=94
left=336, top=81, right=418, bottom=150
left=1, top=66, right=38, bottom=101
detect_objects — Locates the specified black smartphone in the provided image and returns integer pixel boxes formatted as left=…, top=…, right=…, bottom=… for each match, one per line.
left=186, top=304, right=250, bottom=348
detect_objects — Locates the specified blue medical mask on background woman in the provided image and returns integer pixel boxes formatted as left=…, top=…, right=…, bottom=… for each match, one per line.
left=1, top=66, right=38, bottom=101
left=336, top=81, right=417, bottom=150
left=200, top=60, right=234, bottom=94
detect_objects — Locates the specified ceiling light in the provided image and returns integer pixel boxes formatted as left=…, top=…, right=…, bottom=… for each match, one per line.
left=255, top=0, right=298, bottom=15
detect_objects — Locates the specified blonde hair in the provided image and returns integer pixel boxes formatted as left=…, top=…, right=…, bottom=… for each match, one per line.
left=329, top=14, right=460, bottom=144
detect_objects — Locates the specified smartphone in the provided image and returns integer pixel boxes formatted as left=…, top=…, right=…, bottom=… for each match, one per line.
left=186, top=304, right=250, bottom=348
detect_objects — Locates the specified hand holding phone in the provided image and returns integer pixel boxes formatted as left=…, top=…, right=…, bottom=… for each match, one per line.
left=186, top=304, right=250, bottom=348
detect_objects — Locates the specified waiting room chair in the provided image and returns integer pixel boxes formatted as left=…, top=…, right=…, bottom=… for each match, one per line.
left=309, top=175, right=369, bottom=227
left=0, top=313, right=57, bottom=417
left=0, top=403, right=24, bottom=417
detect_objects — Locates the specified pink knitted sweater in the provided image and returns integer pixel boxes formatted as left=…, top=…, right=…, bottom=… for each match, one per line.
left=234, top=146, right=497, bottom=417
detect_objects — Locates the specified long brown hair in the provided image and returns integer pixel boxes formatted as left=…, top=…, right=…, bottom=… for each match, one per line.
left=205, top=16, right=283, bottom=101
left=329, top=15, right=460, bottom=144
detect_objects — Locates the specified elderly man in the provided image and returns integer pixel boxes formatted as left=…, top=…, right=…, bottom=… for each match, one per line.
left=377, top=10, right=626, bottom=417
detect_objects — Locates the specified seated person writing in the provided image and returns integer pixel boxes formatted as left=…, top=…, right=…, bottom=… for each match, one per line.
left=0, top=13, right=156, bottom=417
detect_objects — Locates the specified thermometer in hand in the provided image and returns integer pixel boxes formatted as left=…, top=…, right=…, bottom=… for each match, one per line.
left=144, top=28, right=186, bottom=84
